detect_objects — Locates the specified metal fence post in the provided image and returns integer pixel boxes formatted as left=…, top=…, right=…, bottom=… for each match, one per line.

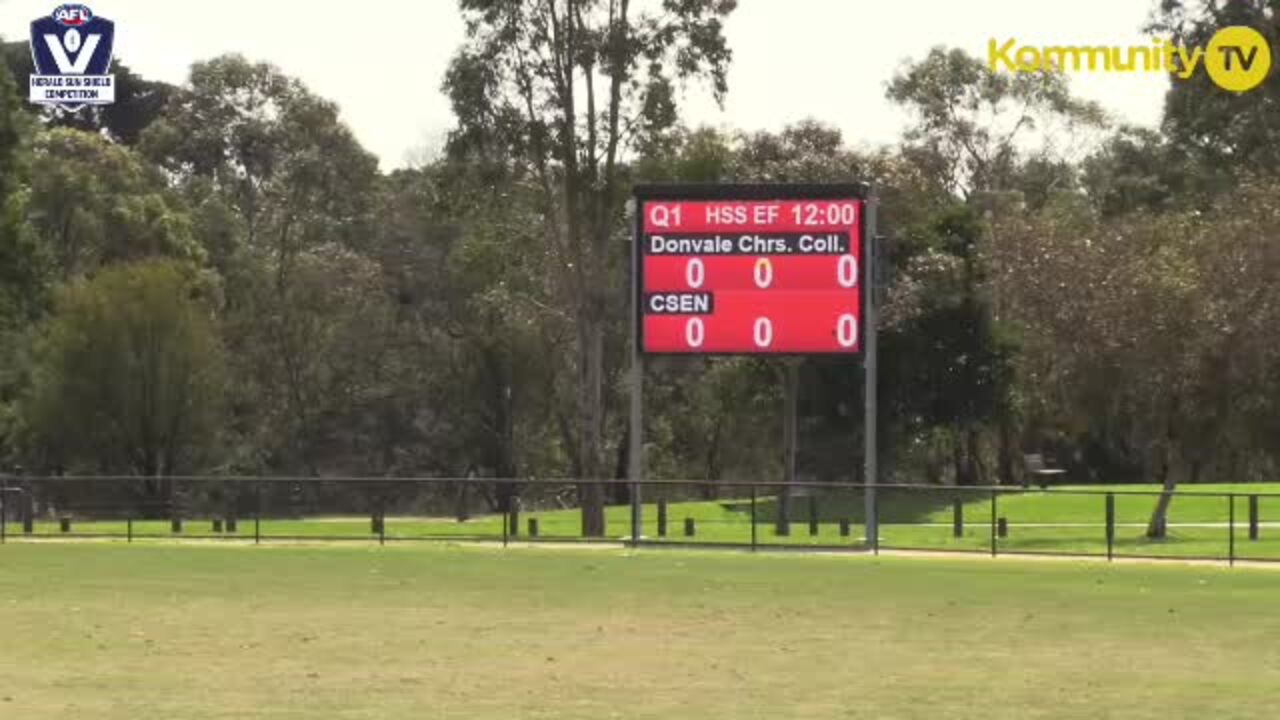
left=952, top=497, right=963, bottom=539
left=1249, top=495, right=1259, bottom=541
left=872, top=486, right=880, bottom=555
left=990, top=490, right=997, bottom=558
left=1, top=476, right=6, bottom=544
left=750, top=485, right=758, bottom=551
left=502, top=500, right=509, bottom=548
left=19, top=467, right=32, bottom=535
left=808, top=494, right=819, bottom=537
left=1105, top=493, right=1114, bottom=562
left=254, top=478, right=262, bottom=545
left=629, top=482, right=640, bottom=548
left=1228, top=494, right=1235, bottom=567
left=379, top=496, right=386, bottom=547
left=127, top=516, right=133, bottom=544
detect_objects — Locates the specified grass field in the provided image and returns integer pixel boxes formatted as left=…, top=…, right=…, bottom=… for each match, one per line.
left=14, top=483, right=1280, bottom=562
left=2, top=543, right=1280, bottom=719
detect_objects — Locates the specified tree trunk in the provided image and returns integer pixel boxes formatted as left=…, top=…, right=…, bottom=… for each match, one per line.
left=966, top=427, right=985, bottom=486
left=776, top=361, right=799, bottom=535
left=952, top=428, right=971, bottom=486
left=997, top=416, right=1016, bottom=486
left=1146, top=399, right=1181, bottom=538
left=485, top=344, right=520, bottom=515
left=1146, top=460, right=1175, bottom=539
left=703, top=411, right=724, bottom=500
left=578, top=314, right=607, bottom=537
left=610, top=423, right=630, bottom=506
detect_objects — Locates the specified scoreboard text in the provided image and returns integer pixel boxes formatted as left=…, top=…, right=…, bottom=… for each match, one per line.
left=635, top=190, right=865, bottom=355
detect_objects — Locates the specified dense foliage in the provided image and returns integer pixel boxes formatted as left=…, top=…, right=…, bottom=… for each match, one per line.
left=1, top=2, right=1278, bottom=535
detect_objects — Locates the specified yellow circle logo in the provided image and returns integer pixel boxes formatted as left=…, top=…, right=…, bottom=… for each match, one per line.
left=1204, top=26, right=1271, bottom=92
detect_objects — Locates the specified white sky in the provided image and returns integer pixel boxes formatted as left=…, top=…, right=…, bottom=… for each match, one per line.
left=0, top=0, right=1170, bottom=171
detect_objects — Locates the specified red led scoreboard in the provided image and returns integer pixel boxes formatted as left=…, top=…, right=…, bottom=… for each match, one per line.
left=634, top=184, right=869, bottom=355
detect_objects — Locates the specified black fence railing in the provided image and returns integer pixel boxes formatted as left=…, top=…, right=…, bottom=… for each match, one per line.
left=1, top=475, right=1278, bottom=565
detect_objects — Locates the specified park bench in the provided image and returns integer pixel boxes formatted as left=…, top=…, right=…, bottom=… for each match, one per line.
left=1022, top=453, right=1066, bottom=489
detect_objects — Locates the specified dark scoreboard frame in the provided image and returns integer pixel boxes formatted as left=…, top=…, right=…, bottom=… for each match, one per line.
left=632, top=182, right=873, bottom=358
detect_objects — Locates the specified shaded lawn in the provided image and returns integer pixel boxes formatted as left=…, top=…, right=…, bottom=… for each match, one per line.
left=2, top=543, right=1280, bottom=719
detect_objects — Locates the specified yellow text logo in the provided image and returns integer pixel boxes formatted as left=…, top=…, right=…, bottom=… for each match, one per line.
left=988, top=26, right=1271, bottom=93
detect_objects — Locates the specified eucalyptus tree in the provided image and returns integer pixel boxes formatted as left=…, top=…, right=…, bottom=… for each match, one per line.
left=443, top=0, right=736, bottom=534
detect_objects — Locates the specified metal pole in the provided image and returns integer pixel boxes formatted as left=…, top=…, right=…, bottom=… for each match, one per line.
left=254, top=478, right=261, bottom=545
left=628, top=358, right=643, bottom=548
left=863, top=192, right=879, bottom=550
left=1105, top=493, right=1114, bottom=562
left=1229, top=494, right=1235, bottom=567
left=782, top=359, right=800, bottom=539
left=1249, top=494, right=1259, bottom=541
left=629, top=199, right=644, bottom=550
left=18, top=466, right=31, bottom=535
left=1, top=477, right=6, bottom=544
left=750, top=485, right=758, bottom=551
left=990, top=490, right=997, bottom=558
left=873, top=486, right=879, bottom=556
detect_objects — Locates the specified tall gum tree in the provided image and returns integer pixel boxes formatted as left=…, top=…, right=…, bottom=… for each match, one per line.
left=443, top=0, right=735, bottom=535
left=142, top=55, right=381, bottom=474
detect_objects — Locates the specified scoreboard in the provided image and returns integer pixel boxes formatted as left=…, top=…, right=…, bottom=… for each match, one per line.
left=633, top=184, right=868, bottom=356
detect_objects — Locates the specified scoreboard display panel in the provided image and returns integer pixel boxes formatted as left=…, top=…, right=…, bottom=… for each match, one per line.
left=634, top=184, right=868, bottom=356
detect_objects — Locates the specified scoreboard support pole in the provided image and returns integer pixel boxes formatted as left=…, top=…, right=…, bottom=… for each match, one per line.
left=628, top=352, right=643, bottom=545
left=863, top=192, right=879, bottom=551
left=629, top=206, right=644, bottom=547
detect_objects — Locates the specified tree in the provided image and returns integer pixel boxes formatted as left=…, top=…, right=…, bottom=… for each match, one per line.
left=21, top=260, right=225, bottom=479
left=1080, top=126, right=1192, bottom=217
left=143, top=55, right=382, bottom=474
left=980, top=175, right=1280, bottom=532
left=443, top=0, right=736, bottom=535
left=1150, top=1, right=1280, bottom=183
left=425, top=157, right=568, bottom=505
left=0, top=44, right=39, bottom=466
left=887, top=47, right=1105, bottom=198
left=886, top=47, right=1104, bottom=486
left=0, top=42, right=38, bottom=325
left=24, top=127, right=204, bottom=280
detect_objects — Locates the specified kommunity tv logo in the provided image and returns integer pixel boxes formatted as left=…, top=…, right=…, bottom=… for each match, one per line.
left=989, top=25, right=1272, bottom=93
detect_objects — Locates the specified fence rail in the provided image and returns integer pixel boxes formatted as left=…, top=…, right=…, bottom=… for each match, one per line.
left=1, top=475, right=1276, bottom=566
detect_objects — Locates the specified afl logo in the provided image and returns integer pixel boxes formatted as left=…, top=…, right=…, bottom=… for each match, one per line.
left=53, top=4, right=93, bottom=26
left=28, top=4, right=116, bottom=111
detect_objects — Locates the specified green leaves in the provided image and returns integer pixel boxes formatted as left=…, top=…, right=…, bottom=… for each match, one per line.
left=1150, top=0, right=1280, bottom=180
left=25, top=128, right=203, bottom=278
left=21, top=260, right=225, bottom=474
left=887, top=47, right=1106, bottom=197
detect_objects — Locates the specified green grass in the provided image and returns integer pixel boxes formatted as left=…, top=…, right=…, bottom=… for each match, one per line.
left=15, top=482, right=1280, bottom=561
left=1, top=542, right=1280, bottom=719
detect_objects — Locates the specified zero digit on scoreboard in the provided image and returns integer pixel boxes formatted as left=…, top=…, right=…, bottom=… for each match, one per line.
left=685, top=317, right=705, bottom=348
left=753, top=257, right=773, bottom=289
left=836, top=313, right=858, bottom=348
left=753, top=317, right=773, bottom=348
left=837, top=254, right=858, bottom=288
left=686, top=257, right=705, bottom=288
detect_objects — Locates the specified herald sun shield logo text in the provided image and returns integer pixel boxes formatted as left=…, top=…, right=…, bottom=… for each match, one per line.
left=29, top=4, right=116, bottom=111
